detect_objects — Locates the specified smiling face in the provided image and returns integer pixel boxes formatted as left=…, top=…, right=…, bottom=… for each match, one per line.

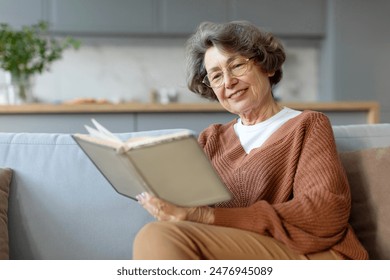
left=204, top=47, right=280, bottom=124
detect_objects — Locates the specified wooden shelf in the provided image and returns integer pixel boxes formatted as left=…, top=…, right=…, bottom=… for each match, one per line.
left=0, top=101, right=380, bottom=123
left=0, top=102, right=225, bottom=113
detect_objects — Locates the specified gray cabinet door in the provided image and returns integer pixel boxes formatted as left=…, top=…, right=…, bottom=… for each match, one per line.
left=0, top=114, right=136, bottom=133
left=136, top=112, right=236, bottom=134
left=49, top=0, right=157, bottom=34
left=160, top=0, right=229, bottom=34
left=230, top=0, right=326, bottom=37
left=0, top=0, right=46, bottom=28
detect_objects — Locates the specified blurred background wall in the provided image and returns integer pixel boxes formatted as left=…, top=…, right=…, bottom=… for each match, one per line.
left=1, top=0, right=389, bottom=122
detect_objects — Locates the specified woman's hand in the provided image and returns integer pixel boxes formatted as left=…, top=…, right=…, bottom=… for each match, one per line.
left=136, top=192, right=214, bottom=224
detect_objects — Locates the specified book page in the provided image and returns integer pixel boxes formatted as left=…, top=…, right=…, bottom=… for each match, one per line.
left=91, top=119, right=121, bottom=141
left=73, top=133, right=123, bottom=150
left=87, top=119, right=122, bottom=143
left=122, top=131, right=194, bottom=151
left=83, top=119, right=193, bottom=153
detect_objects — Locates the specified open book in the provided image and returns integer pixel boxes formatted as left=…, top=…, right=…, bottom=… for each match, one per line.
left=72, top=119, right=231, bottom=207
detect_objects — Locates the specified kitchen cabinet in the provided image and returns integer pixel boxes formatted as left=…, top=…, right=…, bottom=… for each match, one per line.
left=0, top=0, right=326, bottom=37
left=160, top=0, right=229, bottom=34
left=161, top=0, right=326, bottom=37
left=0, top=0, right=47, bottom=28
left=49, top=0, right=157, bottom=35
left=30, top=0, right=324, bottom=37
left=230, top=0, right=326, bottom=37
left=136, top=112, right=235, bottom=132
left=0, top=113, right=136, bottom=133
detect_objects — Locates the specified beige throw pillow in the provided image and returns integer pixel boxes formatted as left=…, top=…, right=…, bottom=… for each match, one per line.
left=339, top=146, right=390, bottom=260
left=0, top=168, right=13, bottom=260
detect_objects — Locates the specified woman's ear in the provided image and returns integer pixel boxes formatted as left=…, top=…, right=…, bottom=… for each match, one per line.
left=268, top=71, right=275, bottom=77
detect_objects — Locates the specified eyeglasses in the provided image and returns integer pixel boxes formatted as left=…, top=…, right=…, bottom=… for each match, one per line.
left=202, top=56, right=255, bottom=88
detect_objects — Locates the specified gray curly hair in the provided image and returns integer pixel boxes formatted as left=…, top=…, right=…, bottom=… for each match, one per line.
left=185, top=21, right=286, bottom=100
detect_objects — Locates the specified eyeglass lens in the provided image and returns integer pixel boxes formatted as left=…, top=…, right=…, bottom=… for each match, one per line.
left=204, top=58, right=252, bottom=88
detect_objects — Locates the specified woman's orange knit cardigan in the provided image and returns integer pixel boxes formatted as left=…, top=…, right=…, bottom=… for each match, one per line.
left=199, top=111, right=368, bottom=259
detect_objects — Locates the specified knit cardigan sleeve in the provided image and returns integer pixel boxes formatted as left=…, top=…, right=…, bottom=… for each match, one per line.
left=210, top=114, right=352, bottom=254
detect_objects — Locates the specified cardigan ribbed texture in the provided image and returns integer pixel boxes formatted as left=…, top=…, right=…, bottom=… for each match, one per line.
left=198, top=110, right=368, bottom=260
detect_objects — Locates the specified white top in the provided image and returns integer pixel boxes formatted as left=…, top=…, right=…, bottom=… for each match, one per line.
left=234, top=107, right=302, bottom=154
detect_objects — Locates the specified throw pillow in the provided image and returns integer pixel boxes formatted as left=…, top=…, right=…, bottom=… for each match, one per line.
left=339, top=146, right=390, bottom=260
left=0, top=168, right=13, bottom=260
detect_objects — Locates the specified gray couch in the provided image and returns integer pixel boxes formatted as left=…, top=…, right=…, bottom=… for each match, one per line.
left=1, top=124, right=390, bottom=260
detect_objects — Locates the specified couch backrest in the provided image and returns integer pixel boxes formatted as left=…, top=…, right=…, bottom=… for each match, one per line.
left=333, top=123, right=390, bottom=260
left=0, top=129, right=184, bottom=260
left=333, top=123, right=390, bottom=152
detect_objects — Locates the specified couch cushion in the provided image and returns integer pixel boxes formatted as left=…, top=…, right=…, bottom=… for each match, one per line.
left=0, top=168, right=12, bottom=260
left=339, top=146, right=390, bottom=259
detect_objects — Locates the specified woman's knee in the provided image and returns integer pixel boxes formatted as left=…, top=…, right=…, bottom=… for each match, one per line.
left=134, top=222, right=166, bottom=252
left=133, top=221, right=199, bottom=260
left=134, top=222, right=160, bottom=244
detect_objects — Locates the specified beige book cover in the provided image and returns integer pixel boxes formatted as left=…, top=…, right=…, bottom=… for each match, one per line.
left=72, top=119, right=231, bottom=207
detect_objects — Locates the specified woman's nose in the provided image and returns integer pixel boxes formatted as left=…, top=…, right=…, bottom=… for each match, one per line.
left=224, top=73, right=238, bottom=88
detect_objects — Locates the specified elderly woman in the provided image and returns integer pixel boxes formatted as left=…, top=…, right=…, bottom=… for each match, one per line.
left=134, top=21, right=368, bottom=260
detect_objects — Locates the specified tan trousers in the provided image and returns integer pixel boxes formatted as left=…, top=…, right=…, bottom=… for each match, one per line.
left=133, top=221, right=341, bottom=260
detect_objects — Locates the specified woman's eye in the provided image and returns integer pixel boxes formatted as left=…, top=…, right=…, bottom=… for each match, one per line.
left=210, top=72, right=222, bottom=81
left=232, top=63, right=245, bottom=69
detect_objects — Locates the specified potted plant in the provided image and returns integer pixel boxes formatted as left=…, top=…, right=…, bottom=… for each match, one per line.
left=0, top=21, right=80, bottom=103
